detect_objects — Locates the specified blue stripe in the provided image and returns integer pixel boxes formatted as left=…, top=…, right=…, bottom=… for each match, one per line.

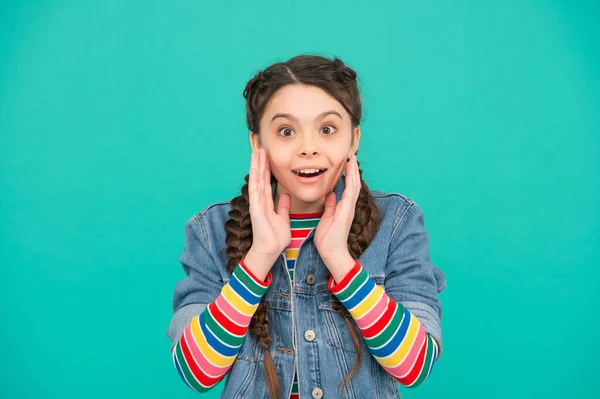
left=427, top=337, right=437, bottom=377
left=341, top=276, right=375, bottom=309
left=228, top=274, right=261, bottom=306
left=174, top=348, right=194, bottom=390
left=199, top=311, right=239, bottom=357
left=286, top=258, right=296, bottom=270
left=370, top=307, right=411, bottom=357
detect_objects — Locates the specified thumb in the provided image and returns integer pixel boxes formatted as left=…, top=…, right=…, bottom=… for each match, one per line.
left=322, top=191, right=336, bottom=219
left=276, top=193, right=291, bottom=222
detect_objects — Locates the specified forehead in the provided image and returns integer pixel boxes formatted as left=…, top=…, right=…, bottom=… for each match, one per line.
left=263, top=84, right=347, bottom=121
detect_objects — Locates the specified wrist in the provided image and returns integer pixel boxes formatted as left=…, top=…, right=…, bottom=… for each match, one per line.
left=322, top=252, right=356, bottom=284
left=244, top=248, right=278, bottom=281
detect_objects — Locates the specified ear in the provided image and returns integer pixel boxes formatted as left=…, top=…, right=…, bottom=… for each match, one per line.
left=249, top=132, right=262, bottom=152
left=350, top=126, right=361, bottom=156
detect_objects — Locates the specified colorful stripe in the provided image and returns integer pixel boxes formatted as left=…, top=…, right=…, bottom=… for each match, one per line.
left=171, top=210, right=440, bottom=395
left=285, top=212, right=322, bottom=282
left=171, top=259, right=272, bottom=392
left=328, top=260, right=439, bottom=387
left=285, top=212, right=323, bottom=398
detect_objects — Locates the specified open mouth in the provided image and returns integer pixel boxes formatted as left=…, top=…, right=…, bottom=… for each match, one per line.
left=293, top=169, right=327, bottom=178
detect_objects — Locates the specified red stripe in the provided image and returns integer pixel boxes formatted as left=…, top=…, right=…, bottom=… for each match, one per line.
left=362, top=299, right=397, bottom=339
left=289, top=212, right=324, bottom=218
left=399, top=335, right=427, bottom=385
left=180, top=325, right=222, bottom=387
left=240, top=259, right=271, bottom=286
left=291, top=228, right=312, bottom=238
left=209, top=301, right=247, bottom=337
left=328, top=260, right=360, bottom=292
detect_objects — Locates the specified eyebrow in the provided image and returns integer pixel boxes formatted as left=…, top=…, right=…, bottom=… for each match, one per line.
left=270, top=110, right=343, bottom=124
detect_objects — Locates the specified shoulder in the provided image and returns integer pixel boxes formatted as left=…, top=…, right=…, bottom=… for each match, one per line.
left=187, top=200, right=234, bottom=240
left=369, top=189, right=419, bottom=223
left=192, top=199, right=233, bottom=222
left=370, top=189, right=414, bottom=207
left=183, top=199, right=237, bottom=254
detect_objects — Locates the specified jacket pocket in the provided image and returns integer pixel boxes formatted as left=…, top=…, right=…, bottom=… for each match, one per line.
left=317, top=273, right=385, bottom=354
left=235, top=332, right=260, bottom=362
left=317, top=291, right=366, bottom=355
left=220, top=355, right=258, bottom=399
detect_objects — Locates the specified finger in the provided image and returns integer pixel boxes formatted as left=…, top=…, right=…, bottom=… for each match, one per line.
left=322, top=191, right=337, bottom=219
left=344, top=155, right=354, bottom=200
left=264, top=150, right=274, bottom=210
left=258, top=148, right=265, bottom=204
left=249, top=152, right=258, bottom=208
left=347, top=154, right=357, bottom=200
left=353, top=155, right=361, bottom=199
left=276, top=192, right=291, bottom=222
left=337, top=167, right=352, bottom=216
left=343, top=155, right=359, bottom=214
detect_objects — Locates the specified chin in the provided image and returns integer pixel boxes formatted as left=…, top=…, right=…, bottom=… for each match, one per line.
left=280, top=177, right=328, bottom=200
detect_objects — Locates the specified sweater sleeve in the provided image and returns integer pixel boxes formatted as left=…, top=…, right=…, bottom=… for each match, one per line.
left=171, top=258, right=272, bottom=392
left=328, top=259, right=439, bottom=388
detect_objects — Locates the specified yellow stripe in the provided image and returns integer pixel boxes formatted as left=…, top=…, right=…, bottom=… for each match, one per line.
left=189, top=315, right=236, bottom=368
left=350, top=284, right=384, bottom=318
left=285, top=248, right=298, bottom=259
left=377, top=313, right=421, bottom=367
left=222, top=283, right=257, bottom=316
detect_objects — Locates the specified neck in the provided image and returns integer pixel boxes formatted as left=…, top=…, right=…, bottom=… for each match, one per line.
left=274, top=188, right=326, bottom=214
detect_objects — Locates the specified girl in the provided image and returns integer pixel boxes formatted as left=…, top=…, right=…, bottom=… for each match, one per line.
left=166, top=54, right=446, bottom=399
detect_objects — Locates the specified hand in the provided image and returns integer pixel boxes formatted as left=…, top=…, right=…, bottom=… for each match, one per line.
left=247, top=147, right=291, bottom=261
left=314, top=154, right=361, bottom=266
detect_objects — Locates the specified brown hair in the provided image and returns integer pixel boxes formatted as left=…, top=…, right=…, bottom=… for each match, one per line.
left=224, top=54, right=381, bottom=398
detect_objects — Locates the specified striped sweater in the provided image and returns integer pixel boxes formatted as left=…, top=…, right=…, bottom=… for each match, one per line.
left=171, top=212, right=440, bottom=393
left=284, top=212, right=323, bottom=398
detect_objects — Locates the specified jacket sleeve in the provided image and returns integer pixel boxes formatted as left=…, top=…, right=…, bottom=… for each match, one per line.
left=166, top=215, right=272, bottom=392
left=328, top=201, right=446, bottom=388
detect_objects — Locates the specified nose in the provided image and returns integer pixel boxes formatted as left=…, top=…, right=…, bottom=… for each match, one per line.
left=299, top=134, right=319, bottom=157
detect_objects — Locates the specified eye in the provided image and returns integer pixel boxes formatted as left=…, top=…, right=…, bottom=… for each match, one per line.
left=320, top=124, right=337, bottom=135
left=277, top=126, right=294, bottom=137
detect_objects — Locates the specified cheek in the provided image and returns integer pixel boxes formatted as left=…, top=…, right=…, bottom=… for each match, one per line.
left=330, top=156, right=347, bottom=174
left=266, top=156, right=288, bottom=177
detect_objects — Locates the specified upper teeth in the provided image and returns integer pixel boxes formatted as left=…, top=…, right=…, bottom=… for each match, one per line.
left=295, top=169, right=324, bottom=174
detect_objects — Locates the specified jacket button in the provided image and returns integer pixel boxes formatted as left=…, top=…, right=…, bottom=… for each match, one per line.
left=306, top=274, right=316, bottom=284
left=304, top=330, right=316, bottom=341
left=311, top=387, right=323, bottom=398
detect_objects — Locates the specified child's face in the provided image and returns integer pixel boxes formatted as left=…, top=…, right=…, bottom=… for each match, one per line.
left=250, top=84, right=360, bottom=212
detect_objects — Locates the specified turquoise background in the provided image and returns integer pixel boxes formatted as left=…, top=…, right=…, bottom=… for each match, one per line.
left=1, top=1, right=598, bottom=398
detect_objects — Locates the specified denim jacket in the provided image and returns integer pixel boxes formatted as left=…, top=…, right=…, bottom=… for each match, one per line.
left=166, top=174, right=446, bottom=398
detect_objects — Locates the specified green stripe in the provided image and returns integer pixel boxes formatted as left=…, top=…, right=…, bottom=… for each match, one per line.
left=365, top=305, right=406, bottom=348
left=412, top=335, right=434, bottom=386
left=335, top=268, right=368, bottom=302
left=205, top=307, right=244, bottom=347
left=233, top=264, right=268, bottom=296
left=290, top=220, right=319, bottom=228
left=175, top=342, right=208, bottom=392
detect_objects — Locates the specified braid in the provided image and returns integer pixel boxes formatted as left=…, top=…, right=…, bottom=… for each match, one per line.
left=224, top=172, right=281, bottom=399
left=324, top=161, right=381, bottom=398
